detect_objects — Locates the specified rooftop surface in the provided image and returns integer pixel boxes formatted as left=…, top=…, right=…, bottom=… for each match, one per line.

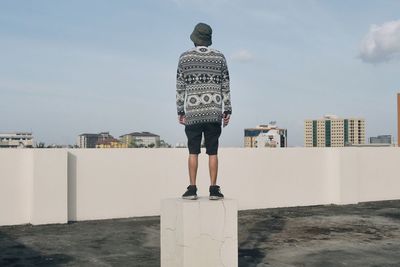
left=1, top=200, right=400, bottom=267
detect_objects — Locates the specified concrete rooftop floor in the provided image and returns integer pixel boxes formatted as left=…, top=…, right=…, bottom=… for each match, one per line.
left=1, top=200, right=400, bottom=267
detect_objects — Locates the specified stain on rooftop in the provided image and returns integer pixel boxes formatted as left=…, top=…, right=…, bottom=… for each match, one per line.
left=1, top=200, right=400, bottom=266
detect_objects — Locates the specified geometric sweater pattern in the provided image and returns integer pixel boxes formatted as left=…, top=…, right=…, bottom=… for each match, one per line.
left=176, top=46, right=231, bottom=125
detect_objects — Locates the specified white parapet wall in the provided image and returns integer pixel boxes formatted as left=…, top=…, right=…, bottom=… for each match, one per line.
left=0, top=149, right=31, bottom=226
left=31, top=150, right=68, bottom=225
left=0, top=149, right=67, bottom=226
left=1, top=147, right=400, bottom=226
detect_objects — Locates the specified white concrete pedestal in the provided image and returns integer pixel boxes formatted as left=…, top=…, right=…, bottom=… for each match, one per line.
left=161, top=198, right=238, bottom=267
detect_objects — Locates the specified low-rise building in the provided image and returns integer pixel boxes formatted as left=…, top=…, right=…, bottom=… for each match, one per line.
left=120, top=132, right=160, bottom=148
left=96, top=138, right=128, bottom=148
left=77, top=133, right=100, bottom=148
left=77, top=132, right=113, bottom=148
left=0, top=132, right=35, bottom=148
left=369, top=135, right=392, bottom=145
left=244, top=123, right=287, bottom=148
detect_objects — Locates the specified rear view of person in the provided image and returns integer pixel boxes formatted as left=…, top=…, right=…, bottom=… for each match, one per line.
left=176, top=22, right=232, bottom=200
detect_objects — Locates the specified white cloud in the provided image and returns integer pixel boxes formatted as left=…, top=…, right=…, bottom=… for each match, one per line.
left=359, top=20, right=400, bottom=63
left=230, top=49, right=254, bottom=62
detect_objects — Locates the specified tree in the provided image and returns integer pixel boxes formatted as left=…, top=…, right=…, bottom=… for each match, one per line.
left=37, top=142, right=45, bottom=148
left=129, top=139, right=138, bottom=148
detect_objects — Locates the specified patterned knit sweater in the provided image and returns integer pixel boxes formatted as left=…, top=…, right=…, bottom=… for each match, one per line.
left=176, top=46, right=231, bottom=125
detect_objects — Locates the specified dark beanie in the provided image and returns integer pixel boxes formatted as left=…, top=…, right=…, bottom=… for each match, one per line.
left=190, top=23, right=212, bottom=46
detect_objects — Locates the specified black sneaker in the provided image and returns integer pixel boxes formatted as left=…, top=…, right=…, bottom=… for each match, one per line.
left=209, top=185, right=224, bottom=200
left=182, top=185, right=198, bottom=200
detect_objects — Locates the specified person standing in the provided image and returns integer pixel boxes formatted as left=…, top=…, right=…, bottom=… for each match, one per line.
left=176, top=22, right=232, bottom=200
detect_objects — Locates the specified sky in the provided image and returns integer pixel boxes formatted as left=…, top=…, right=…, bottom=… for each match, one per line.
left=1, top=0, right=400, bottom=147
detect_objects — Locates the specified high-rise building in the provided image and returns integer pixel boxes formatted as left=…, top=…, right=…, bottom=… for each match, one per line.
left=120, top=132, right=160, bottom=148
left=369, top=135, right=392, bottom=145
left=244, top=123, right=287, bottom=148
left=0, top=132, right=35, bottom=148
left=304, top=115, right=365, bottom=147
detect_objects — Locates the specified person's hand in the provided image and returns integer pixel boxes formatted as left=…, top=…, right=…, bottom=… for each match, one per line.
left=223, top=113, right=230, bottom=127
left=178, top=115, right=186, bottom=125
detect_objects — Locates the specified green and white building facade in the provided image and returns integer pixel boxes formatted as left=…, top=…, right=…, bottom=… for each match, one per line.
left=304, top=115, right=365, bottom=147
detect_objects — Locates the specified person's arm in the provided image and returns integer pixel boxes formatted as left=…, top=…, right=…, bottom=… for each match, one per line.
left=176, top=57, right=186, bottom=124
left=221, top=55, right=231, bottom=126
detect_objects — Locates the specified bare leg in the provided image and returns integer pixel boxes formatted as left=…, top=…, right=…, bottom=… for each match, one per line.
left=209, top=155, right=218, bottom=185
left=188, top=154, right=198, bottom=185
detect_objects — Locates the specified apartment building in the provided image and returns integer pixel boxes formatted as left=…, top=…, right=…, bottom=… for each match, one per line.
left=304, top=115, right=365, bottom=147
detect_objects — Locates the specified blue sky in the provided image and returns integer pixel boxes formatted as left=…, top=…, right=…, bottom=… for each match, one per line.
left=1, top=0, right=399, bottom=146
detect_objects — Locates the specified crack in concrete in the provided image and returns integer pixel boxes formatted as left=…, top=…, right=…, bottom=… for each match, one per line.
left=220, top=200, right=228, bottom=267
left=219, top=240, right=227, bottom=267
left=199, top=233, right=223, bottom=243
left=177, top=243, right=190, bottom=248
left=163, top=199, right=236, bottom=266
left=221, top=200, right=227, bottom=236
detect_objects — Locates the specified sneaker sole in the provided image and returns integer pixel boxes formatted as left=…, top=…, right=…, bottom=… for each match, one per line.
left=182, top=195, right=198, bottom=200
left=209, top=196, right=224, bottom=200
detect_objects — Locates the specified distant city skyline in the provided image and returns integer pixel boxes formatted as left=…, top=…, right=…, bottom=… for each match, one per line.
left=1, top=1, right=400, bottom=147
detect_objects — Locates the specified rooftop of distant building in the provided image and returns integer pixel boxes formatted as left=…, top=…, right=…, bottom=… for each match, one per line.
left=120, top=131, right=160, bottom=137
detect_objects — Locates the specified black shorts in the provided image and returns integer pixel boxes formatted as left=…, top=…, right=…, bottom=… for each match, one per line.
left=185, top=123, right=222, bottom=155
